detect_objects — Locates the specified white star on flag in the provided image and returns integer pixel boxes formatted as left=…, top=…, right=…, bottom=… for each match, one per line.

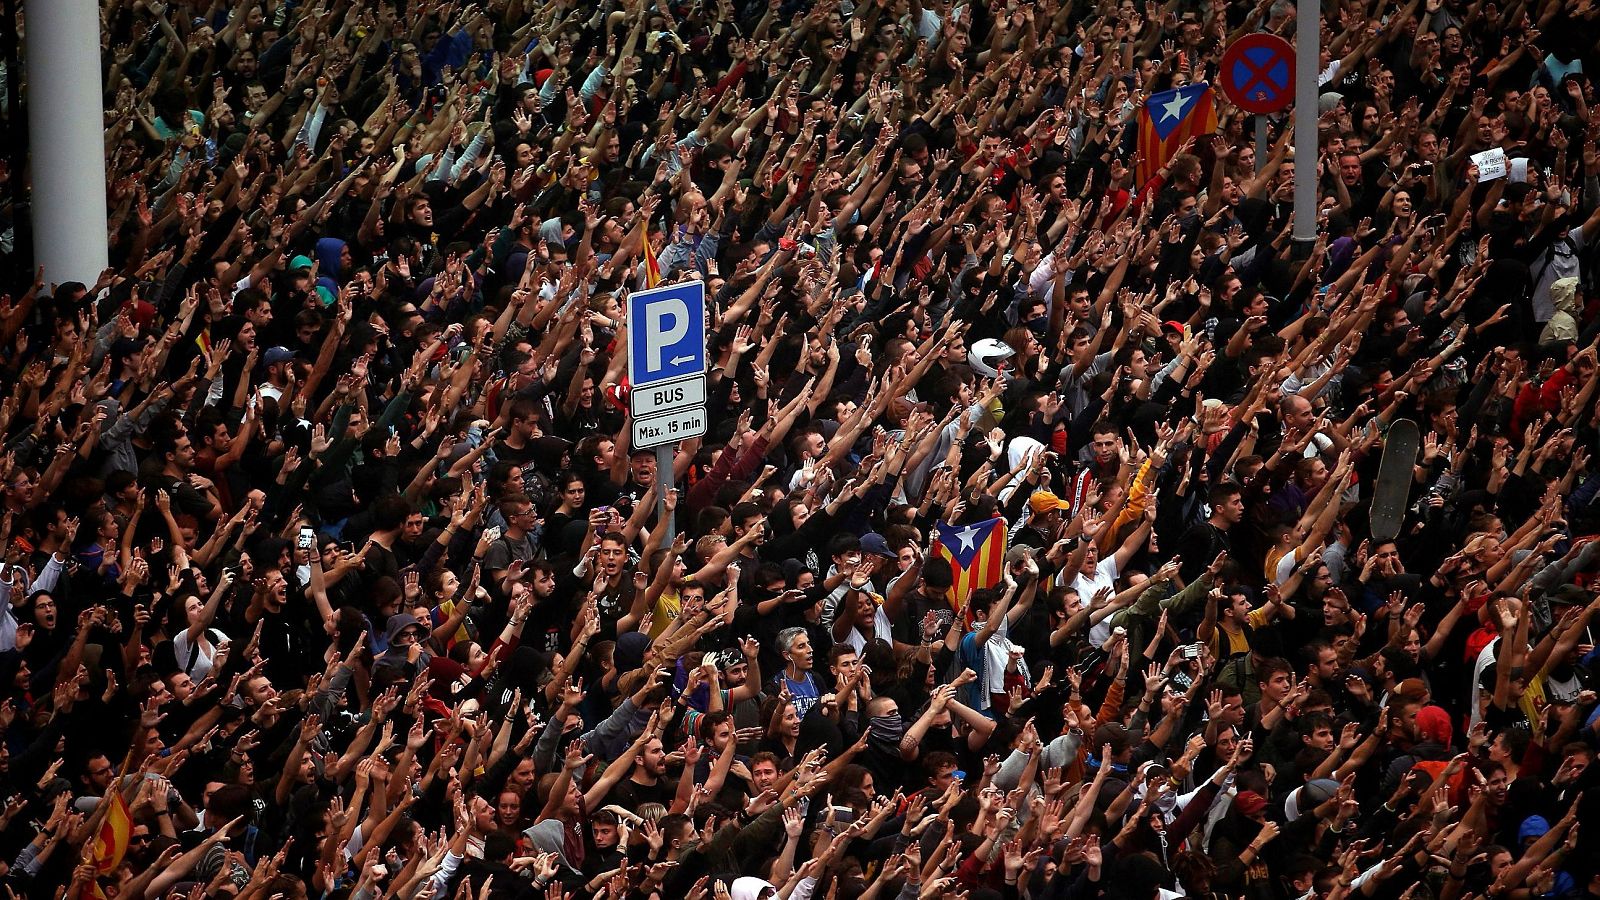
left=956, top=525, right=981, bottom=552
left=1160, top=91, right=1191, bottom=122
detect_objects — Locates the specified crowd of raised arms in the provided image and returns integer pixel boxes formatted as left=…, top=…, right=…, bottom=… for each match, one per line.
left=3, top=0, right=1600, bottom=898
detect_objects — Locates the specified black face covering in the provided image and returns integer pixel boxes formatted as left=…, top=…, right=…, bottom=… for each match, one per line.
left=868, top=712, right=904, bottom=749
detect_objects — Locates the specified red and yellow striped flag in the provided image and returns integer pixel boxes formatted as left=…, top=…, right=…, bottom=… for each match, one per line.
left=932, top=517, right=1008, bottom=611
left=642, top=248, right=663, bottom=288
left=79, top=789, right=133, bottom=898
left=91, top=790, right=132, bottom=874
left=1137, top=83, right=1218, bottom=188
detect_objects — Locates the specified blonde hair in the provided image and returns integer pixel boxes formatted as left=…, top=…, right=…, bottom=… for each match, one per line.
left=1461, top=532, right=1497, bottom=561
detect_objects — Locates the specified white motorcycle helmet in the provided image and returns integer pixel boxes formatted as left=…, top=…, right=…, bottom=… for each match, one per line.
left=967, top=338, right=1016, bottom=378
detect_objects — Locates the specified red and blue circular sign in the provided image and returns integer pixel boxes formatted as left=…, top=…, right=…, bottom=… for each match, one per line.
left=1219, top=33, right=1295, bottom=114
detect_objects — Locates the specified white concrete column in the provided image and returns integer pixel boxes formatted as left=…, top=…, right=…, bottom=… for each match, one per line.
left=26, top=0, right=110, bottom=287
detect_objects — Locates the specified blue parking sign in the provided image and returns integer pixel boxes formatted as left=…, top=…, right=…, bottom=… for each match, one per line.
left=626, top=281, right=706, bottom=388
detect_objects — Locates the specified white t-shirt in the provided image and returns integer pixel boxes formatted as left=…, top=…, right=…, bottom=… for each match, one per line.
left=1071, top=557, right=1120, bottom=607
left=1469, top=639, right=1499, bottom=729
left=1274, top=549, right=1300, bottom=586
left=1076, top=557, right=1122, bottom=646
left=982, top=618, right=1029, bottom=700
left=172, top=627, right=228, bottom=681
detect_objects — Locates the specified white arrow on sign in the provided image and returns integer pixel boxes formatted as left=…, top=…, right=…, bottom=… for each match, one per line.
left=669, top=355, right=694, bottom=365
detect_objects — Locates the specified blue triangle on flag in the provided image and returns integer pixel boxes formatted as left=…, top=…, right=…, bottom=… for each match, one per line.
left=1147, top=84, right=1209, bottom=141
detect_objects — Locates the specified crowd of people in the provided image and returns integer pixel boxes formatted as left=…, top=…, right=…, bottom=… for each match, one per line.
left=4, top=0, right=1600, bottom=897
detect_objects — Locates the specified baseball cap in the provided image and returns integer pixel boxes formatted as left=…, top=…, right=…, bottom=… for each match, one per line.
left=1028, top=491, right=1072, bottom=515
left=1317, top=91, right=1345, bottom=114
left=1136, top=760, right=1170, bottom=781
left=264, top=346, right=298, bottom=365
left=1395, top=678, right=1429, bottom=703
left=1520, top=815, right=1552, bottom=844
left=860, top=533, right=895, bottom=559
left=1233, top=790, right=1268, bottom=817
left=708, top=648, right=747, bottom=672
left=288, top=255, right=314, bottom=273
left=125, top=299, right=159, bottom=328
left=1285, top=778, right=1340, bottom=821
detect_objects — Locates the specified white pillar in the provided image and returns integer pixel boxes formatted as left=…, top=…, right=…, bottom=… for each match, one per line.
left=1292, top=0, right=1320, bottom=246
left=26, top=0, right=109, bottom=287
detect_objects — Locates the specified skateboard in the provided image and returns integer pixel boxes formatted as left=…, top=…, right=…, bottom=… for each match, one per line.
left=1369, top=418, right=1420, bottom=543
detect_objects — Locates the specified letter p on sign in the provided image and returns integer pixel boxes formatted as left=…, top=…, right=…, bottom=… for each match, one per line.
left=645, top=298, right=688, bottom=372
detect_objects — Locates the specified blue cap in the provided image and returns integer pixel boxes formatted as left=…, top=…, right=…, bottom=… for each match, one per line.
left=860, top=532, right=894, bottom=558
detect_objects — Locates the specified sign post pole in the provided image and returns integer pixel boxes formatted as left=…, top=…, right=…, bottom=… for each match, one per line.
left=1255, top=115, right=1269, bottom=173
left=1293, top=0, right=1320, bottom=251
left=656, top=445, right=675, bottom=544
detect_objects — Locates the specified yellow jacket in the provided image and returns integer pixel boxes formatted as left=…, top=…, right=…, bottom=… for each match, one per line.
left=1096, top=458, right=1156, bottom=553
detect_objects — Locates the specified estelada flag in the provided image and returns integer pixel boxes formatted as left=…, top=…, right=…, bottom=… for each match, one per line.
left=1137, top=83, right=1219, bottom=187
left=932, top=516, right=1007, bottom=611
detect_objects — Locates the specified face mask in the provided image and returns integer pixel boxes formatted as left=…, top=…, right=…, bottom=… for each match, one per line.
left=1153, top=788, right=1177, bottom=812
left=868, top=713, right=905, bottom=745
left=1027, top=316, right=1049, bottom=334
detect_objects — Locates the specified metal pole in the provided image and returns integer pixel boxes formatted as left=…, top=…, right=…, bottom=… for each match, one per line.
left=1255, top=116, right=1269, bottom=174
left=655, top=445, right=675, bottom=544
left=26, top=0, right=110, bottom=286
left=1292, top=0, right=1320, bottom=249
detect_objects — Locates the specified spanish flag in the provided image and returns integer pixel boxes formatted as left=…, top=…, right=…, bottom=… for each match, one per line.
left=91, top=790, right=132, bottom=873
left=80, top=790, right=133, bottom=898
left=932, top=517, right=1007, bottom=611
left=642, top=248, right=663, bottom=288
left=1136, top=83, right=1218, bottom=188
